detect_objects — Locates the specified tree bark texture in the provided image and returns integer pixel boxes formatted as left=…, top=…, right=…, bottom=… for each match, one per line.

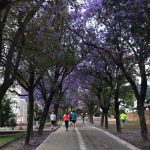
left=114, top=88, right=121, bottom=133
left=137, top=100, right=148, bottom=140
left=104, top=112, right=108, bottom=129
left=38, top=92, right=55, bottom=134
left=24, top=90, right=34, bottom=145
left=101, top=112, right=104, bottom=127
left=54, top=104, right=59, bottom=124
left=88, top=102, right=94, bottom=124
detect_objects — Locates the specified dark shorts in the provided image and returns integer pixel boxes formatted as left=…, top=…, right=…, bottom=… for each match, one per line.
left=51, top=121, right=55, bottom=125
left=65, top=121, right=69, bottom=128
left=121, top=119, right=125, bottom=123
left=72, top=120, right=76, bottom=123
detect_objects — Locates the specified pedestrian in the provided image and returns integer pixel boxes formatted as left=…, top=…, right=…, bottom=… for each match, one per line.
left=120, top=112, right=126, bottom=128
left=70, top=111, right=73, bottom=126
left=81, top=112, right=85, bottom=123
left=50, top=112, right=56, bottom=130
left=70, top=110, right=77, bottom=128
left=63, top=111, right=70, bottom=131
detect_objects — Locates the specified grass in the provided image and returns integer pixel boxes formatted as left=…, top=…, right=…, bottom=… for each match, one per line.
left=124, top=121, right=140, bottom=128
left=57, top=120, right=63, bottom=126
left=0, top=132, right=25, bottom=146
left=124, top=121, right=150, bottom=129
left=95, top=120, right=150, bottom=134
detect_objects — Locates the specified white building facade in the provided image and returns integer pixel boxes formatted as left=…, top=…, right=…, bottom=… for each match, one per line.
left=7, top=85, right=27, bottom=124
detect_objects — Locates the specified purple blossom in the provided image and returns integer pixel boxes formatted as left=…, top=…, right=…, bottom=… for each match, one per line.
left=84, top=10, right=93, bottom=18
left=147, top=3, right=150, bottom=9
left=40, top=25, right=45, bottom=32
left=19, top=5, right=26, bottom=12
left=47, top=19, right=52, bottom=26
left=135, top=36, right=145, bottom=42
left=135, top=0, right=143, bottom=3
left=128, top=12, right=134, bottom=18
left=121, top=0, right=126, bottom=4
left=119, top=10, right=126, bottom=17
left=85, top=0, right=102, bottom=13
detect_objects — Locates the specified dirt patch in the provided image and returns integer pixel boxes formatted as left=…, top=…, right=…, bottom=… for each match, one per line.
left=94, top=124, right=150, bottom=150
left=93, top=117, right=150, bottom=150
left=109, top=128, right=150, bottom=150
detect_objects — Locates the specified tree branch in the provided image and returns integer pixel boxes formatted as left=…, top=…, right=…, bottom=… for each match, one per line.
left=8, top=89, right=28, bottom=97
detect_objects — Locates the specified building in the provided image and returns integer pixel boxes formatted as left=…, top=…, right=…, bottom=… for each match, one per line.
left=133, top=85, right=150, bottom=110
left=7, top=84, right=27, bottom=125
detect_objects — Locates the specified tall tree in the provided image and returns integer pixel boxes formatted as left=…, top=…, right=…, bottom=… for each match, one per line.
left=69, top=0, right=150, bottom=140
left=0, top=0, right=45, bottom=120
left=100, top=0, right=150, bottom=140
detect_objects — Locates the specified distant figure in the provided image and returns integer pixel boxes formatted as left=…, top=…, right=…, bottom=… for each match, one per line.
left=81, top=112, right=85, bottom=123
left=50, top=112, right=56, bottom=130
left=63, top=111, right=70, bottom=131
left=70, top=110, right=77, bottom=128
left=70, top=111, right=73, bottom=126
left=120, top=112, right=126, bottom=128
left=9, top=117, right=16, bottom=130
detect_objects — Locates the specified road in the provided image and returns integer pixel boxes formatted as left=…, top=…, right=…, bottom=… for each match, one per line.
left=36, top=118, right=140, bottom=150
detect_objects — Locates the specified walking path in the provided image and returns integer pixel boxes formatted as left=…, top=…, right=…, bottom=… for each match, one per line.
left=36, top=119, right=140, bottom=150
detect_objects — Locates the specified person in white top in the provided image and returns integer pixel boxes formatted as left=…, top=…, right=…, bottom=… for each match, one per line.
left=50, top=112, right=56, bottom=130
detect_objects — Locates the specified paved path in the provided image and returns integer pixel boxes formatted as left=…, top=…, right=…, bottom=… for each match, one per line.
left=36, top=119, right=140, bottom=150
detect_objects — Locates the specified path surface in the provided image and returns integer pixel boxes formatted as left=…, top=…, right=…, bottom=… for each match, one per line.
left=36, top=119, right=140, bottom=150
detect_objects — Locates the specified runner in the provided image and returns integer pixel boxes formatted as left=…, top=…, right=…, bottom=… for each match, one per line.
left=71, top=110, right=77, bottom=128
left=50, top=112, right=56, bottom=130
left=63, top=111, right=70, bottom=131
left=81, top=112, right=85, bottom=123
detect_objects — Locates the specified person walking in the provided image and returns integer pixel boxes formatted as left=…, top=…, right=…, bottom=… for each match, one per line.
left=120, top=112, right=126, bottom=128
left=63, top=111, right=70, bottom=131
left=70, top=111, right=73, bottom=126
left=50, top=112, right=56, bottom=130
left=70, top=110, right=77, bottom=128
left=81, top=112, right=85, bottom=124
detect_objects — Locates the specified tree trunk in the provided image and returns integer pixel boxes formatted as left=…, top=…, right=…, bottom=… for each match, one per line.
left=24, top=90, right=34, bottom=145
left=54, top=104, right=59, bottom=125
left=137, top=100, right=148, bottom=140
left=38, top=92, right=55, bottom=134
left=90, top=114, right=93, bottom=123
left=0, top=16, right=3, bottom=60
left=101, top=111, right=104, bottom=127
left=132, top=74, right=148, bottom=140
left=38, top=102, right=49, bottom=134
left=0, top=83, right=11, bottom=124
left=0, top=0, right=10, bottom=10
left=114, top=88, right=121, bottom=133
left=24, top=68, right=36, bottom=145
left=119, top=61, right=148, bottom=140
left=115, top=104, right=121, bottom=133
left=89, top=110, right=93, bottom=123
left=137, top=68, right=148, bottom=140
left=0, top=102, right=2, bottom=127
left=104, top=111, right=108, bottom=129
left=89, top=103, right=94, bottom=124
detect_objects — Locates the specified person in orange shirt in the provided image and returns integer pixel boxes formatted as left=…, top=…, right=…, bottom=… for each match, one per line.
left=63, top=111, right=70, bottom=131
